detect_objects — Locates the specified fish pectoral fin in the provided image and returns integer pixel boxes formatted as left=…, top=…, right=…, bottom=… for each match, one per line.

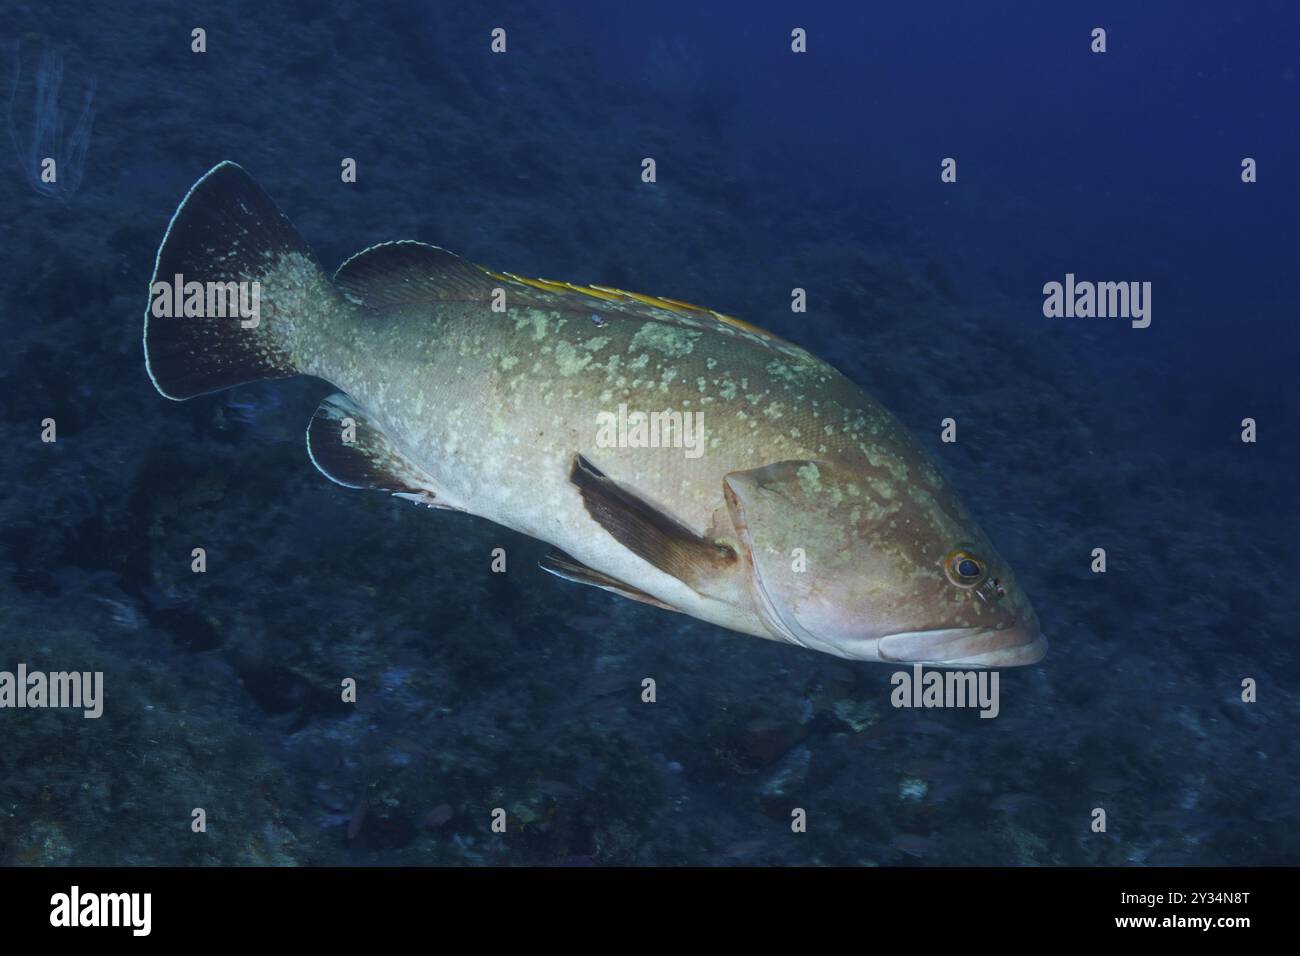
left=569, top=453, right=736, bottom=589
left=307, top=393, right=462, bottom=510
left=539, top=552, right=682, bottom=613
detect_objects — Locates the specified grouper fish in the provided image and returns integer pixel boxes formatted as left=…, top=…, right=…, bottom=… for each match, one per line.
left=143, top=162, right=1046, bottom=667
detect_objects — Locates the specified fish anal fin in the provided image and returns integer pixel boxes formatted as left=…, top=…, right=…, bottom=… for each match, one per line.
left=539, top=552, right=680, bottom=613
left=569, top=454, right=735, bottom=589
left=307, top=393, right=462, bottom=510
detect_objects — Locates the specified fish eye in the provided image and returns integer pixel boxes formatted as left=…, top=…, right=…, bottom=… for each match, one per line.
left=944, top=550, right=986, bottom=587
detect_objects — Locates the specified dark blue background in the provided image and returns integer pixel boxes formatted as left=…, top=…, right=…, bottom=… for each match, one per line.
left=1, top=0, right=1296, bottom=866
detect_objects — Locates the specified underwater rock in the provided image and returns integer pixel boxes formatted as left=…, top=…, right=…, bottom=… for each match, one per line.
left=420, top=804, right=454, bottom=829
left=757, top=745, right=812, bottom=820
left=725, top=716, right=810, bottom=774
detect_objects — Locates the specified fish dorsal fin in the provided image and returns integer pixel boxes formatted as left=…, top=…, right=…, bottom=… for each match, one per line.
left=483, top=267, right=795, bottom=348
left=569, top=453, right=735, bottom=589
left=307, top=392, right=463, bottom=511
left=539, top=551, right=681, bottom=612
left=332, top=241, right=497, bottom=308
left=334, top=241, right=798, bottom=353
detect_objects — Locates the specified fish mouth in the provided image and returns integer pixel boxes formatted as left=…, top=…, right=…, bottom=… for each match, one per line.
left=876, top=618, right=1047, bottom=668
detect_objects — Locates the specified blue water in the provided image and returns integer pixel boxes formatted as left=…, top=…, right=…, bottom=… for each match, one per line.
left=0, top=0, right=1296, bottom=865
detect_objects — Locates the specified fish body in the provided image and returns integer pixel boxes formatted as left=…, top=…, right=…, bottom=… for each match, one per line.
left=145, top=163, right=1046, bottom=667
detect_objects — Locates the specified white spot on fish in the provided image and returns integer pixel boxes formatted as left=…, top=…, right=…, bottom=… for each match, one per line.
left=630, top=322, right=700, bottom=358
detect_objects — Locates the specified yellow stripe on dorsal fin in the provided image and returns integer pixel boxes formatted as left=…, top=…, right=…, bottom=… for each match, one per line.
left=587, top=286, right=712, bottom=316
left=655, top=294, right=712, bottom=311
left=479, top=268, right=795, bottom=347
left=560, top=281, right=623, bottom=302
left=584, top=288, right=796, bottom=345
left=512, top=274, right=572, bottom=295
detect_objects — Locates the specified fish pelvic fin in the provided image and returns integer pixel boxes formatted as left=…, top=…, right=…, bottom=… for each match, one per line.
left=539, top=551, right=681, bottom=613
left=307, top=393, right=463, bottom=510
left=144, top=161, right=340, bottom=400
left=569, top=453, right=736, bottom=590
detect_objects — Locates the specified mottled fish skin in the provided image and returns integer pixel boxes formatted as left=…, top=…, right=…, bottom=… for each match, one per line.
left=299, top=288, right=811, bottom=638
left=144, top=163, right=1046, bottom=667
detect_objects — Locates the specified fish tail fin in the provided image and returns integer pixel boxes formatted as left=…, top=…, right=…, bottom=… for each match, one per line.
left=143, top=161, right=340, bottom=400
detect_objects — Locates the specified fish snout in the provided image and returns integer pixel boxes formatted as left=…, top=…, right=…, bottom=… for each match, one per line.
left=876, top=616, right=1047, bottom=668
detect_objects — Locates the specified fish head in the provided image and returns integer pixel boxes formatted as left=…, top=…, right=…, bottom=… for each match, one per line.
left=723, top=458, right=1045, bottom=667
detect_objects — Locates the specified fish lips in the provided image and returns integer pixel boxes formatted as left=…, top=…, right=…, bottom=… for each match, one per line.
left=876, top=619, right=1048, bottom=668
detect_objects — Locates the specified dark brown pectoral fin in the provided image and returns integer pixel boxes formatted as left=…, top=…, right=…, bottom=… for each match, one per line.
left=539, top=552, right=681, bottom=612
left=569, top=454, right=736, bottom=589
